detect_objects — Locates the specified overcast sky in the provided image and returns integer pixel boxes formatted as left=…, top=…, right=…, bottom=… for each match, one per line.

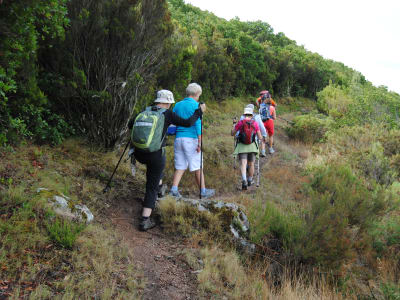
left=185, top=0, right=400, bottom=94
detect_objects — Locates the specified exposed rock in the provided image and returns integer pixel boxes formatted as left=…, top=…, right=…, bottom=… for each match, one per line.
left=37, top=188, right=94, bottom=223
left=159, top=196, right=255, bottom=255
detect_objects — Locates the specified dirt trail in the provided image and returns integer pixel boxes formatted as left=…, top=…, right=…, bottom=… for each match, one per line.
left=110, top=197, right=198, bottom=300
left=108, top=116, right=292, bottom=299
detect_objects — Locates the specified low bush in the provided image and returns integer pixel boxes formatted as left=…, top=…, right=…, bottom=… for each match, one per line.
left=355, top=142, right=397, bottom=186
left=287, top=113, right=333, bottom=144
left=249, top=200, right=305, bottom=249
left=317, top=84, right=354, bottom=118
left=370, top=216, right=400, bottom=257
left=300, top=164, right=386, bottom=270
left=46, top=218, right=86, bottom=249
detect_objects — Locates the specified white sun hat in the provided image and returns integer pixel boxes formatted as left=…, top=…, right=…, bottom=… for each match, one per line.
left=243, top=107, right=254, bottom=115
left=154, top=90, right=175, bottom=104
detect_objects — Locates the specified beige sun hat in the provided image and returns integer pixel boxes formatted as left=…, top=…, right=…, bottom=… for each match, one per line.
left=154, top=90, right=175, bottom=104
left=243, top=106, right=254, bottom=115
left=246, top=104, right=255, bottom=110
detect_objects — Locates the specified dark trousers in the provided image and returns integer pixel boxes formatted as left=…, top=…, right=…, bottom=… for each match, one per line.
left=134, top=149, right=166, bottom=210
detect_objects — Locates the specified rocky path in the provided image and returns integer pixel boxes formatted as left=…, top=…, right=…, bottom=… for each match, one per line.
left=108, top=116, right=292, bottom=299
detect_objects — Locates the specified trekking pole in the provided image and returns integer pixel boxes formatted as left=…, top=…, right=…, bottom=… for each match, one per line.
left=103, top=140, right=130, bottom=193
left=233, top=116, right=237, bottom=169
left=257, top=154, right=260, bottom=187
left=199, top=105, right=204, bottom=200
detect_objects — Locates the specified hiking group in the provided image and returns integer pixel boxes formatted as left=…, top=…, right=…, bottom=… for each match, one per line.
left=127, top=84, right=276, bottom=231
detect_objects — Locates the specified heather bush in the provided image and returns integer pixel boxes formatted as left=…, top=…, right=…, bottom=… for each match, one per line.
left=299, top=164, right=386, bottom=269
left=317, top=84, right=354, bottom=118
left=287, top=113, right=333, bottom=144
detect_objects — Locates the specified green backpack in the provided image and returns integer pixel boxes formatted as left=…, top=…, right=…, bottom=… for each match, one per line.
left=131, top=106, right=167, bottom=152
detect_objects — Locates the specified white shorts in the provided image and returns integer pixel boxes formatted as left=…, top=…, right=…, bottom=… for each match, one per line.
left=174, top=137, right=201, bottom=172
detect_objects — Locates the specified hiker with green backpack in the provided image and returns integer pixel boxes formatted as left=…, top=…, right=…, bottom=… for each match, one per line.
left=129, top=90, right=206, bottom=231
left=232, top=105, right=263, bottom=190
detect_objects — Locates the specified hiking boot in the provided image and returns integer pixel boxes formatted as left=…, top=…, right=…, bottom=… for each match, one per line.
left=247, top=178, right=254, bottom=187
left=269, top=147, right=275, bottom=154
left=260, top=150, right=266, bottom=157
left=157, top=184, right=167, bottom=199
left=201, top=188, right=215, bottom=199
left=139, top=217, right=156, bottom=231
left=242, top=180, right=248, bottom=190
left=169, top=189, right=182, bottom=199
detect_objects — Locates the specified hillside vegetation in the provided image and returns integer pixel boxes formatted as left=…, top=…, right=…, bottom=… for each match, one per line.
left=1, top=0, right=400, bottom=299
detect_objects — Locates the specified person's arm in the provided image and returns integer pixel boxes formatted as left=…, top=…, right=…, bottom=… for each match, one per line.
left=127, top=114, right=138, bottom=129
left=167, top=106, right=204, bottom=127
left=272, top=106, right=276, bottom=120
left=256, top=115, right=267, bottom=137
left=231, top=121, right=241, bottom=136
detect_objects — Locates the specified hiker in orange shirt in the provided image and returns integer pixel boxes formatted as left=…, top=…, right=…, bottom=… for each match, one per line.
left=256, top=90, right=276, bottom=108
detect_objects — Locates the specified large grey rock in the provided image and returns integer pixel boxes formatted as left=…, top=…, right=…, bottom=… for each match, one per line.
left=37, top=188, right=94, bottom=223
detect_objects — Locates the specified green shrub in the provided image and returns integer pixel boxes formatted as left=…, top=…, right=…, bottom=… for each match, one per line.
left=381, top=282, right=400, bottom=300
left=249, top=201, right=305, bottom=249
left=46, top=218, right=85, bottom=249
left=19, top=105, right=74, bottom=145
left=287, top=113, right=333, bottom=143
left=356, top=142, right=398, bottom=186
left=370, top=216, right=400, bottom=257
left=317, top=84, right=354, bottom=118
left=300, top=164, right=386, bottom=269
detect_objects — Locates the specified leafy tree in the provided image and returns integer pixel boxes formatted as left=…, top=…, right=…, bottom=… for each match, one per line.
left=41, top=0, right=174, bottom=148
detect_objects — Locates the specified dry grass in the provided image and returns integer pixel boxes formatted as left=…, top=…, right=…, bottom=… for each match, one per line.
left=0, top=140, right=145, bottom=298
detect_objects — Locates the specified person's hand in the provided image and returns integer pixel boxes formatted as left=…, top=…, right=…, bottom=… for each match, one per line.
left=199, top=103, right=206, bottom=113
left=196, top=145, right=201, bottom=153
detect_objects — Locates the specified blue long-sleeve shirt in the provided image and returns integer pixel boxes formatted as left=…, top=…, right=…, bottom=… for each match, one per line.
left=173, top=97, right=201, bottom=138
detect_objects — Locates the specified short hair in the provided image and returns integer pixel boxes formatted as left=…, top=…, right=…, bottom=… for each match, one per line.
left=186, top=83, right=202, bottom=97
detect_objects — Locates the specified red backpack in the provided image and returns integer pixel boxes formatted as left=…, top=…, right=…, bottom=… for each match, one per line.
left=238, top=120, right=256, bottom=145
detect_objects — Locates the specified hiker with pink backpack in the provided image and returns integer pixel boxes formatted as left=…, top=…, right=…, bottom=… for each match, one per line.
left=231, top=105, right=263, bottom=190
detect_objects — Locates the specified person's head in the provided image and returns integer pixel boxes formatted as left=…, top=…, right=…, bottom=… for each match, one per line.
left=154, top=89, right=175, bottom=109
left=186, top=83, right=202, bottom=101
left=262, top=92, right=271, bottom=103
left=243, top=106, right=253, bottom=119
left=246, top=104, right=255, bottom=110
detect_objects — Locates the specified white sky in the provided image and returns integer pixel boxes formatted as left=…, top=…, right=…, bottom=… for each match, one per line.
left=185, top=0, right=400, bottom=94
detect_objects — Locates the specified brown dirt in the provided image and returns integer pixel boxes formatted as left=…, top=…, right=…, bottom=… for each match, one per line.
left=110, top=196, right=199, bottom=300
left=107, top=114, right=298, bottom=299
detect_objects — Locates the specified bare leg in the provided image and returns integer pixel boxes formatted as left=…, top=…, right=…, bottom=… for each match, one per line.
left=142, top=207, right=152, bottom=217
left=194, top=169, right=206, bottom=189
left=248, top=161, right=255, bottom=178
left=269, top=136, right=274, bottom=148
left=240, top=158, right=248, bottom=180
left=172, top=169, right=186, bottom=188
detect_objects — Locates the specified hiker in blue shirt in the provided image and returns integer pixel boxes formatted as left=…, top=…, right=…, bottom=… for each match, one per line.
left=169, top=83, right=215, bottom=199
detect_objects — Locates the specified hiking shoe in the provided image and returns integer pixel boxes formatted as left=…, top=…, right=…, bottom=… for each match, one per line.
left=157, top=184, right=167, bottom=199
left=169, top=190, right=182, bottom=199
left=260, top=150, right=266, bottom=157
left=139, top=217, right=156, bottom=231
left=247, top=178, right=254, bottom=187
left=201, top=188, right=215, bottom=199
left=269, top=147, right=275, bottom=154
left=242, top=180, right=248, bottom=190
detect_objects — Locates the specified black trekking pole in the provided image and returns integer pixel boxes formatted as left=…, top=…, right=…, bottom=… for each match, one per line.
left=103, top=140, right=131, bottom=193
left=199, top=104, right=204, bottom=200
left=233, top=116, right=237, bottom=169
